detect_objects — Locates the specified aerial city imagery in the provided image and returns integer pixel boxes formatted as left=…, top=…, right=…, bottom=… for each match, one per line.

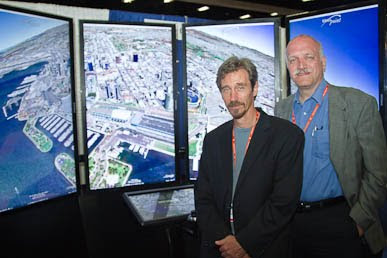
left=125, top=187, right=195, bottom=224
left=185, top=23, right=276, bottom=179
left=83, top=23, right=176, bottom=189
left=0, top=9, right=76, bottom=213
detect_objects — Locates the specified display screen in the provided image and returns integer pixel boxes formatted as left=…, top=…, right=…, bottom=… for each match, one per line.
left=288, top=4, right=380, bottom=106
left=384, top=14, right=387, bottom=132
left=0, top=6, right=76, bottom=213
left=185, top=21, right=276, bottom=180
left=123, top=185, right=194, bottom=226
left=81, top=22, right=176, bottom=190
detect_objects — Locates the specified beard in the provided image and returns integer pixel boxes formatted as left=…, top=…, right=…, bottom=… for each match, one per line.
left=227, top=101, right=247, bottom=119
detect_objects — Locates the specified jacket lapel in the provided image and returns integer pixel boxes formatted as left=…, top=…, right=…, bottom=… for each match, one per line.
left=221, top=121, right=234, bottom=200
left=328, top=85, right=348, bottom=174
left=277, top=86, right=347, bottom=177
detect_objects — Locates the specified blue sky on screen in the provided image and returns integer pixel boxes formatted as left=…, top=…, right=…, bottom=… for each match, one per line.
left=289, top=5, right=379, bottom=104
left=0, top=9, right=66, bottom=52
left=192, top=22, right=275, bottom=57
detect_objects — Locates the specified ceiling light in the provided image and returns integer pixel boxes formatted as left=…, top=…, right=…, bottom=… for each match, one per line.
left=302, top=0, right=315, bottom=2
left=270, top=12, right=278, bottom=16
left=239, top=14, right=251, bottom=20
left=164, top=0, right=174, bottom=3
left=197, top=6, right=210, bottom=12
left=122, top=0, right=135, bottom=3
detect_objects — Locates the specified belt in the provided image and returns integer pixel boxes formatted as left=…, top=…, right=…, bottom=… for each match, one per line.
left=296, top=196, right=346, bottom=213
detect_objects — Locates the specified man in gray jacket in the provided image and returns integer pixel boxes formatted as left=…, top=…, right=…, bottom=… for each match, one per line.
left=275, top=34, right=387, bottom=258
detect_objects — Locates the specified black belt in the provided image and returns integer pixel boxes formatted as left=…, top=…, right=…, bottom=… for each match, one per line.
left=296, top=196, right=346, bottom=213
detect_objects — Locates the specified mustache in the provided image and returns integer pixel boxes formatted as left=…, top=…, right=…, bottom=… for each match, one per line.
left=294, top=68, right=311, bottom=76
left=228, top=101, right=244, bottom=108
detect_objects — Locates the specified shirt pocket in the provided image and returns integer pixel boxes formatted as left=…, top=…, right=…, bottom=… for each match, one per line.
left=312, top=125, right=330, bottom=159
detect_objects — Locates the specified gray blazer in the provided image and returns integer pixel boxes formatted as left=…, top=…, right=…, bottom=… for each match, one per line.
left=275, top=84, right=387, bottom=253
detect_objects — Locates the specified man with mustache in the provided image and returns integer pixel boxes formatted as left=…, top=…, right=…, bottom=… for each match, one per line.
left=195, top=56, right=304, bottom=258
left=275, top=34, right=387, bottom=258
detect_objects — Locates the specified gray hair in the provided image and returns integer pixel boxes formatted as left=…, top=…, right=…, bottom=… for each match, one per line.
left=216, top=56, right=258, bottom=90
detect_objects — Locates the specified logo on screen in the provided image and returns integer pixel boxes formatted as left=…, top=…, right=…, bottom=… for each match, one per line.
left=321, top=14, right=341, bottom=27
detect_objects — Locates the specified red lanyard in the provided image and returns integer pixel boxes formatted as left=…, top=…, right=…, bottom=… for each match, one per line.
left=232, top=111, right=260, bottom=167
left=230, top=111, right=259, bottom=231
left=292, top=84, right=329, bottom=133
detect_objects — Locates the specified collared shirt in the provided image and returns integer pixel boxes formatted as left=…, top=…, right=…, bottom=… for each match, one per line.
left=292, top=79, right=343, bottom=201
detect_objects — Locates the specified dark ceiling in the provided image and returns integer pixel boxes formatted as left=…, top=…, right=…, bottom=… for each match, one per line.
left=6, top=0, right=378, bottom=20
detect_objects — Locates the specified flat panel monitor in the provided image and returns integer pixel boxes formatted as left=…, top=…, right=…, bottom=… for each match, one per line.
left=123, top=185, right=194, bottom=226
left=0, top=5, right=77, bottom=213
left=288, top=4, right=381, bottom=108
left=184, top=20, right=278, bottom=180
left=384, top=13, right=387, bottom=133
left=81, top=21, right=177, bottom=190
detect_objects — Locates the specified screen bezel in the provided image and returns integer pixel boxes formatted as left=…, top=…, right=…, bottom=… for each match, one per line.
left=381, top=4, right=386, bottom=135
left=122, top=184, right=194, bottom=226
left=284, top=1, right=383, bottom=118
left=0, top=3, right=80, bottom=215
left=182, top=18, right=281, bottom=181
left=79, top=20, right=180, bottom=192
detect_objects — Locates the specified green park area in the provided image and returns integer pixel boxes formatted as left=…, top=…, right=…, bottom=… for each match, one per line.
left=154, top=141, right=175, bottom=155
left=108, top=159, right=132, bottom=187
left=23, top=118, right=53, bottom=153
left=55, top=153, right=76, bottom=185
left=112, top=37, right=128, bottom=52
left=189, top=140, right=198, bottom=156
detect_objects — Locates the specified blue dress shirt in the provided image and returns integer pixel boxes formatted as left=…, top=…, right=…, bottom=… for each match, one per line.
left=292, top=79, right=344, bottom=202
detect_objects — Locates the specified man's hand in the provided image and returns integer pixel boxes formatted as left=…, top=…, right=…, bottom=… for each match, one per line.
left=215, top=235, right=250, bottom=258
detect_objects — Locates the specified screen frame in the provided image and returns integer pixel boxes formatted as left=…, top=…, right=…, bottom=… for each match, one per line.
left=79, top=20, right=180, bottom=192
left=182, top=18, right=282, bottom=181
left=122, top=183, right=194, bottom=226
left=284, top=0, right=384, bottom=120
left=0, top=3, right=80, bottom=215
left=381, top=3, right=386, bottom=136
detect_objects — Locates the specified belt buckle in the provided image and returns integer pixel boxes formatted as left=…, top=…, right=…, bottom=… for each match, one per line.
left=298, top=202, right=312, bottom=212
